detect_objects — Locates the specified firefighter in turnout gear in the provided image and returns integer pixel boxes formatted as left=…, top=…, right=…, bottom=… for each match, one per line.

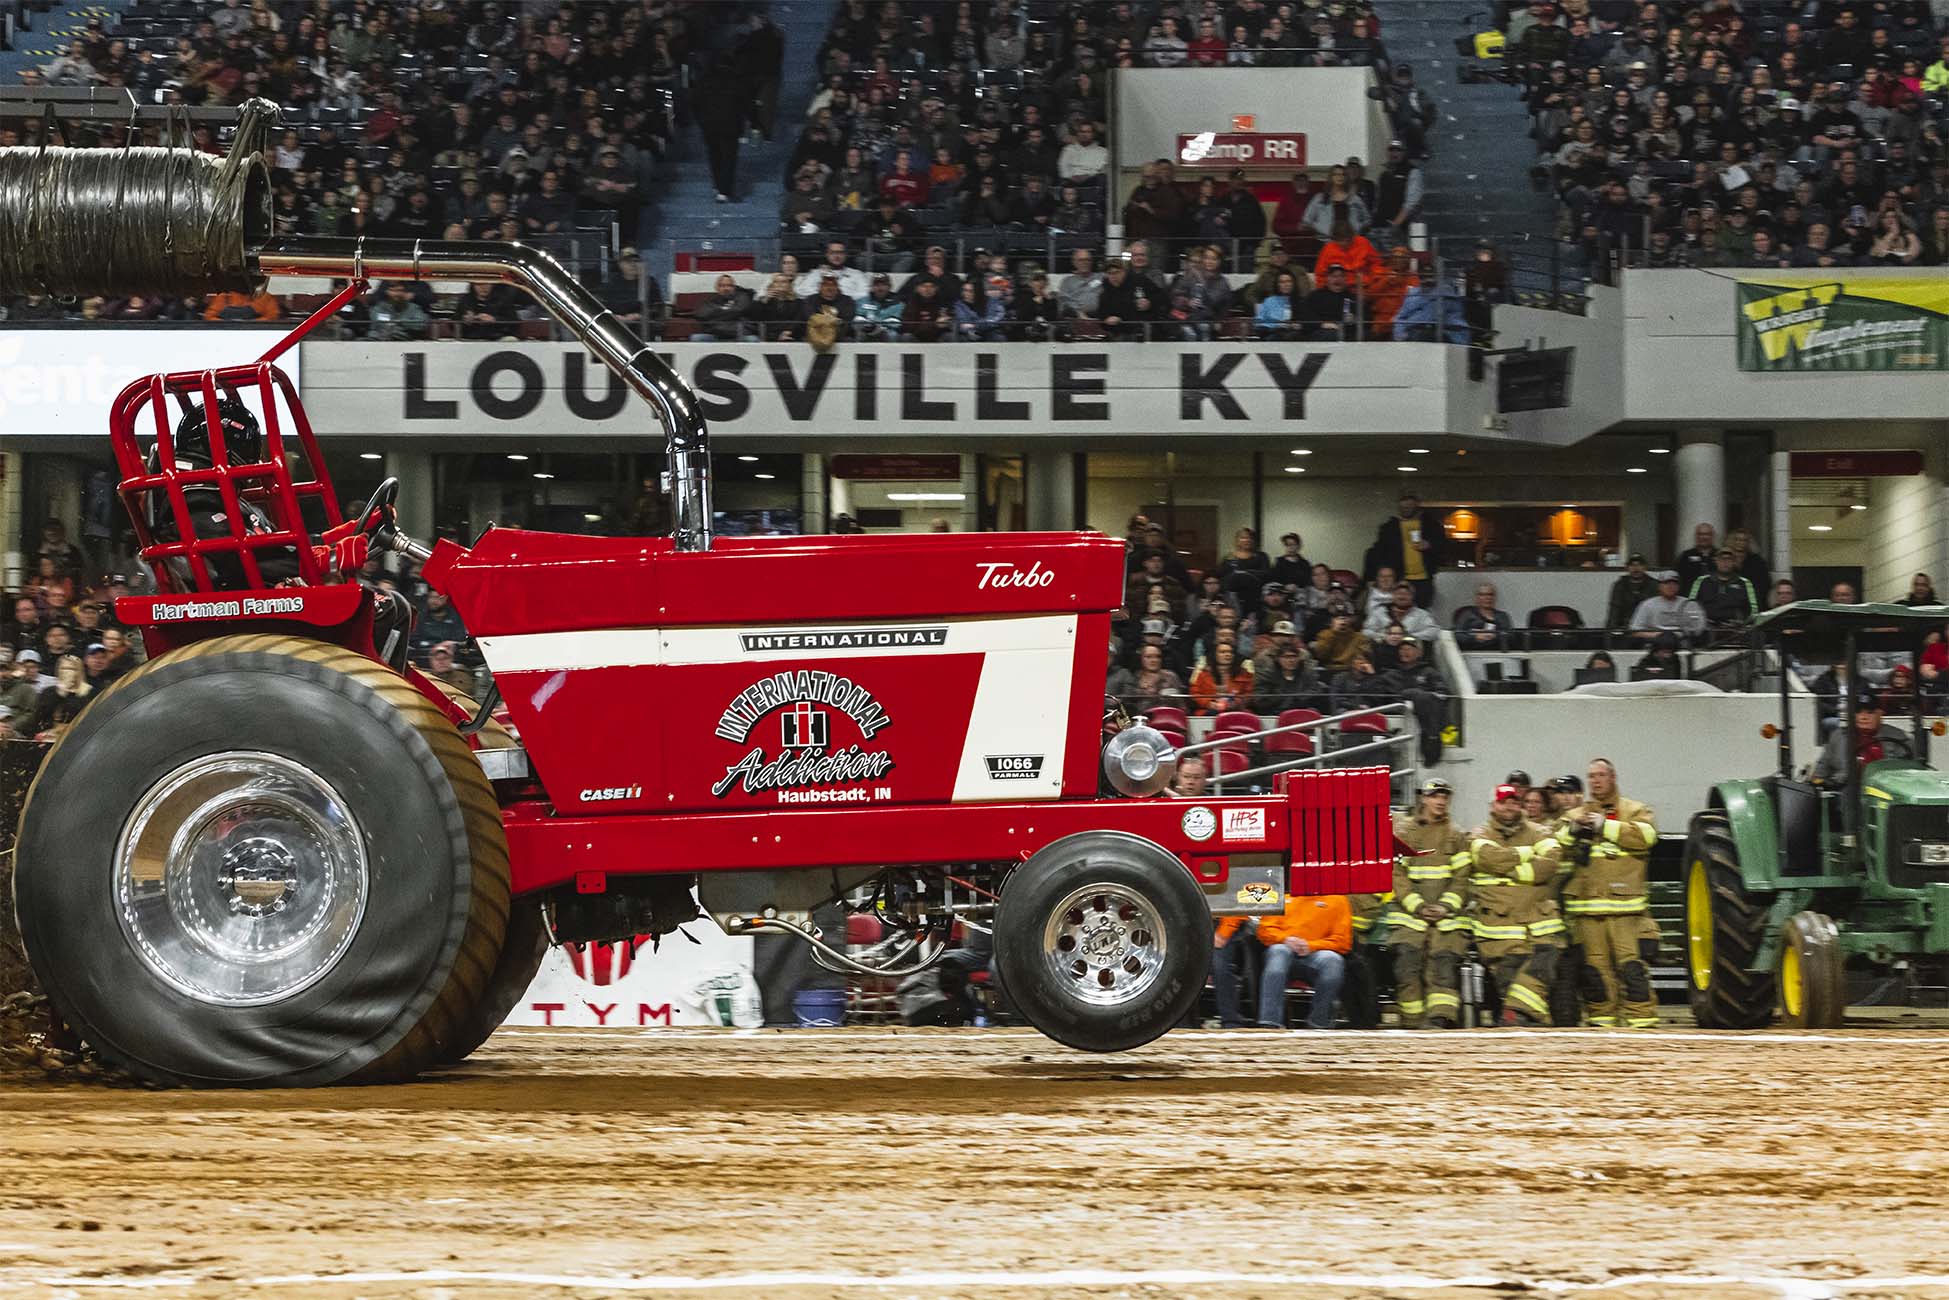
left=1386, top=778, right=1473, bottom=1027
left=1554, top=758, right=1660, bottom=1027
left=1468, top=783, right=1566, bottom=1026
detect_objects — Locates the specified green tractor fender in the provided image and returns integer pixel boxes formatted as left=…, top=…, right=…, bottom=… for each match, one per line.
left=1707, top=779, right=1782, bottom=893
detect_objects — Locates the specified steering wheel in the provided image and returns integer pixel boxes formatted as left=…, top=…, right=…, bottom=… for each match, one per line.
left=354, top=477, right=399, bottom=544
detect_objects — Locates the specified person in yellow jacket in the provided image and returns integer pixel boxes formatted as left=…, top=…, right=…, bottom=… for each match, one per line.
left=1468, top=782, right=1567, bottom=1026
left=1214, top=895, right=1351, bottom=1029
left=1553, top=758, right=1660, bottom=1027
left=1386, top=777, right=1472, bottom=1027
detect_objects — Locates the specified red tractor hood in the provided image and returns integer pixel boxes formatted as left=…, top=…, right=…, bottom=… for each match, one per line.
left=440, top=528, right=1129, bottom=637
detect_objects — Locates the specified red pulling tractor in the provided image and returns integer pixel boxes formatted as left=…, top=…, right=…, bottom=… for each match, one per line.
left=5, top=104, right=1393, bottom=1086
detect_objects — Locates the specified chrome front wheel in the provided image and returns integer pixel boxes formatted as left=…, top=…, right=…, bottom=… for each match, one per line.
left=1041, top=883, right=1169, bottom=1009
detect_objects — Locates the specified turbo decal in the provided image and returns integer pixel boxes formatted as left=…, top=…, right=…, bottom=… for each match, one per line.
left=713, top=670, right=889, bottom=743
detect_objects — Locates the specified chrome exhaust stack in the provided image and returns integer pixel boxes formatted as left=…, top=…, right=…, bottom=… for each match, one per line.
left=252, top=236, right=715, bottom=552
left=0, top=96, right=715, bottom=552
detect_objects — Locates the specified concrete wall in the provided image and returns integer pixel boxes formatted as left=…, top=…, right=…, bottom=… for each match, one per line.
left=1432, top=688, right=1820, bottom=830
left=1867, top=467, right=1949, bottom=602
left=1112, top=67, right=1390, bottom=172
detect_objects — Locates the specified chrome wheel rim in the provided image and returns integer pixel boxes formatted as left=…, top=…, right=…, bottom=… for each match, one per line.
left=1041, top=882, right=1168, bottom=1008
left=116, top=752, right=368, bottom=1007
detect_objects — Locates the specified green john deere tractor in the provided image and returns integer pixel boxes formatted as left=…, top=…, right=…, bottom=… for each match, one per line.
left=1687, top=601, right=1949, bottom=1029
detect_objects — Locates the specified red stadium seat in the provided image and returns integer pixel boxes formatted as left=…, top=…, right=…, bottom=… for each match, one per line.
left=1212, top=710, right=1263, bottom=733
left=1210, top=749, right=1250, bottom=778
left=1331, top=569, right=1360, bottom=591
left=1154, top=727, right=1188, bottom=750
left=1206, top=730, right=1255, bottom=756
left=1340, top=712, right=1390, bottom=736
left=1276, top=708, right=1324, bottom=729
left=1145, top=705, right=1190, bottom=732
left=1263, top=730, right=1316, bottom=756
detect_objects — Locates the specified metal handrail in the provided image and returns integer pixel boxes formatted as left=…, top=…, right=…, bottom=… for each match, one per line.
left=1169, top=702, right=1417, bottom=794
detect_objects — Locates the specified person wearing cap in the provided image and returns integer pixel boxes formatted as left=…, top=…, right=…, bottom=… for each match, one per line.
left=1606, top=554, right=1659, bottom=629
left=1467, top=783, right=1567, bottom=1026
left=1386, top=778, right=1473, bottom=1028
left=1249, top=639, right=1322, bottom=715
left=1629, top=571, right=1706, bottom=643
left=1553, top=759, right=1660, bottom=1028
left=1376, top=637, right=1449, bottom=767
left=82, top=642, right=113, bottom=692
left=0, top=650, right=48, bottom=735
left=1250, top=581, right=1296, bottom=644
left=1814, top=690, right=1914, bottom=788
left=1545, top=774, right=1584, bottom=826
left=1374, top=139, right=1423, bottom=243
left=1688, top=548, right=1759, bottom=627
left=1124, top=549, right=1187, bottom=621
left=853, top=272, right=906, bottom=342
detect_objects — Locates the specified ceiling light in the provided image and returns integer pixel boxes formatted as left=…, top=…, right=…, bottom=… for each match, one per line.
left=1289, top=448, right=1313, bottom=456
left=738, top=455, right=759, bottom=462
left=1283, top=466, right=1306, bottom=474
left=582, top=513, right=601, bottom=523
left=1627, top=467, right=1648, bottom=474
left=1648, top=447, right=1671, bottom=455
left=533, top=472, right=554, bottom=480
left=359, top=452, right=382, bottom=461
left=754, top=473, right=776, bottom=480
left=1408, top=448, right=1431, bottom=455
left=1850, top=503, right=1868, bottom=511
left=887, top=491, right=967, bottom=502
left=507, top=453, right=530, bottom=461
left=1395, top=466, right=1418, bottom=473
left=1808, top=524, right=1832, bottom=532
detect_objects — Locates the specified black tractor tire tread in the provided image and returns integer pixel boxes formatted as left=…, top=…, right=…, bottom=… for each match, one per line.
left=16, top=634, right=509, bottom=1086
left=1685, top=812, right=1774, bottom=1030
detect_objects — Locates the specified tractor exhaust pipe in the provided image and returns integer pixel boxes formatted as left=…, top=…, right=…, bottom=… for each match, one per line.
left=0, top=97, right=714, bottom=552
left=252, top=236, right=714, bottom=552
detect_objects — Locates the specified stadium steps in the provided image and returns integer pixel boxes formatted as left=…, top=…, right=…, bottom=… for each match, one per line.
left=1369, top=0, right=1557, bottom=248
left=648, top=0, right=838, bottom=267
left=0, top=1, right=127, bottom=75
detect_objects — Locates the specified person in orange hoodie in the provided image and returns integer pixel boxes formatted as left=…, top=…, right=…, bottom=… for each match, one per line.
left=1213, top=894, right=1351, bottom=1028
left=1366, top=244, right=1421, bottom=338
left=1313, top=218, right=1381, bottom=294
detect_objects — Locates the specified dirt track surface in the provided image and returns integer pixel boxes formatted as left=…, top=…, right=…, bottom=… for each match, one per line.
left=5, top=1024, right=1949, bottom=1299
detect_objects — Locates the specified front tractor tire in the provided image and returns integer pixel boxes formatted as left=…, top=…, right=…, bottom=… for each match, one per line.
left=993, top=831, right=1209, bottom=1052
left=13, top=634, right=511, bottom=1087
left=1777, top=910, right=1847, bottom=1029
left=1684, top=812, right=1775, bottom=1029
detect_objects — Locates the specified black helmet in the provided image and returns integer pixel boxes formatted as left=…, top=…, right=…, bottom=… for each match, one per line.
left=170, top=396, right=263, bottom=468
left=1547, top=774, right=1584, bottom=795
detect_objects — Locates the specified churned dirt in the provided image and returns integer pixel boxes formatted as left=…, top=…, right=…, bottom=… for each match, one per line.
left=3, top=1023, right=1949, bottom=1299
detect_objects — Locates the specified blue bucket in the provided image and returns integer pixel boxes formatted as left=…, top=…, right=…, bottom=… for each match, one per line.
left=792, top=987, right=847, bottom=1028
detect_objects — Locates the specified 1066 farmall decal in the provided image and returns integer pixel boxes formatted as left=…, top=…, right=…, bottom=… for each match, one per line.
left=711, top=669, right=896, bottom=803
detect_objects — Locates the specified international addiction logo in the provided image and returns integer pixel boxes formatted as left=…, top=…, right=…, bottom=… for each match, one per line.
left=711, top=669, right=895, bottom=802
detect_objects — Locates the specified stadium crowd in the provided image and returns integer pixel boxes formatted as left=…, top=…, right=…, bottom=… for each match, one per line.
left=1500, top=0, right=1949, bottom=274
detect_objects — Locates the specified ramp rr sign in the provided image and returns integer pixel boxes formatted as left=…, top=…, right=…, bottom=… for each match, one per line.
left=1176, top=132, right=1307, bottom=168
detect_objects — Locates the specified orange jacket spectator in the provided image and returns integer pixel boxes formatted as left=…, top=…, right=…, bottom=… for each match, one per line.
left=1314, top=233, right=1381, bottom=290
left=1189, top=651, right=1253, bottom=715
left=203, top=291, right=282, bottom=322
left=1367, top=255, right=1420, bottom=335
left=1217, top=894, right=1353, bottom=949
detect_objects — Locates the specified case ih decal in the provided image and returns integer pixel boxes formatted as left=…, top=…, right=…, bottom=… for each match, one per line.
left=711, top=670, right=896, bottom=803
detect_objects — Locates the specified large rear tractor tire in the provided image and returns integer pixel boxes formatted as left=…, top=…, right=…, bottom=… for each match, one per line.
left=993, top=832, right=1209, bottom=1052
left=13, top=634, right=510, bottom=1087
left=1777, top=910, right=1847, bottom=1029
left=1684, top=812, right=1775, bottom=1029
left=418, top=678, right=546, bottom=1067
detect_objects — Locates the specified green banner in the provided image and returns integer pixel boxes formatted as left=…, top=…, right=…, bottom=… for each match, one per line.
left=1735, top=274, right=1949, bottom=372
